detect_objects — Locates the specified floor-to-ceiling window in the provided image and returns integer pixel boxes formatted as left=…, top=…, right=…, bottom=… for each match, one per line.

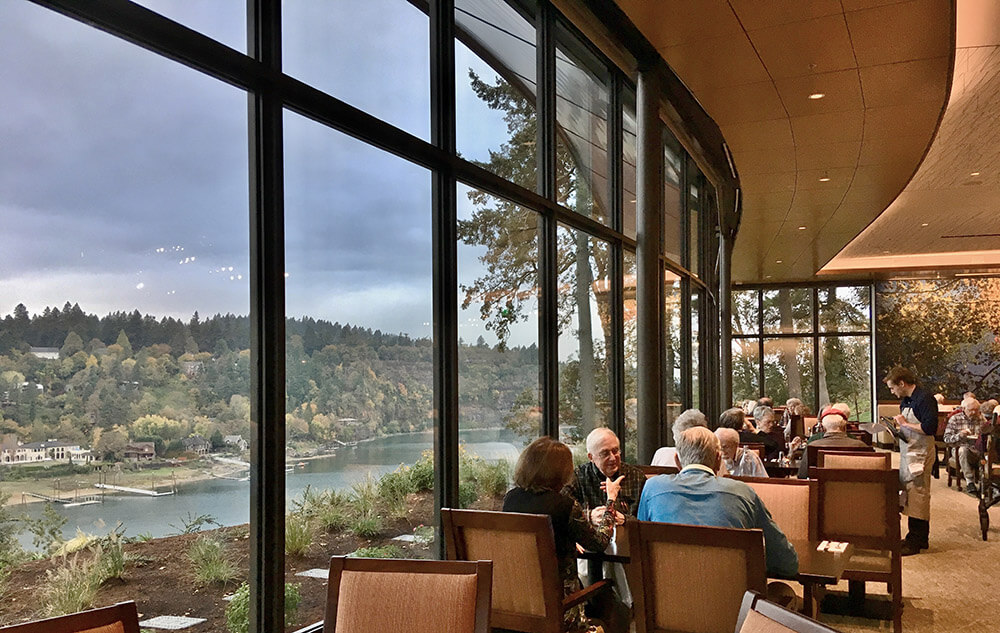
left=731, top=285, right=873, bottom=421
left=1, top=0, right=725, bottom=628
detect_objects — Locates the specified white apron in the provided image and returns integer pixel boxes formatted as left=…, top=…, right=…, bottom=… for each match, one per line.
left=899, top=407, right=934, bottom=520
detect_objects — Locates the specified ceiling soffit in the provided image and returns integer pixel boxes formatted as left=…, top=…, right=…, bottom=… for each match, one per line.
left=614, top=0, right=953, bottom=283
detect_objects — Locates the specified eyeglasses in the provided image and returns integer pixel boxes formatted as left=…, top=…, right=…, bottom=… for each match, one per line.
left=597, top=446, right=620, bottom=459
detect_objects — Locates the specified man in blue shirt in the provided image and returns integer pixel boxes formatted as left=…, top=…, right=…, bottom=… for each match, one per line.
left=885, top=366, right=938, bottom=555
left=637, top=426, right=799, bottom=578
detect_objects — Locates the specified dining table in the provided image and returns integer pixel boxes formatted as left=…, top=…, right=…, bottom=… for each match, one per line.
left=782, top=539, right=855, bottom=617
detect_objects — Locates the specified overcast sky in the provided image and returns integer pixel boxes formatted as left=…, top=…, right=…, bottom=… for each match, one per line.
left=0, top=0, right=537, bottom=345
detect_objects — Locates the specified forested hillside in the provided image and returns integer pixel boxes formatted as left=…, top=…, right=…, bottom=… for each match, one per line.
left=0, top=304, right=538, bottom=457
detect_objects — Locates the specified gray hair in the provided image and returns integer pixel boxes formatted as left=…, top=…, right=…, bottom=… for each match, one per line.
left=585, top=427, right=618, bottom=455
left=715, top=427, right=740, bottom=449
left=752, top=405, right=774, bottom=423
left=677, top=426, right=720, bottom=468
left=672, top=409, right=708, bottom=439
left=821, top=414, right=847, bottom=433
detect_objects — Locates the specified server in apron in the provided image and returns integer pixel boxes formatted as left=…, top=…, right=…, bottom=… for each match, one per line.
left=884, top=366, right=938, bottom=556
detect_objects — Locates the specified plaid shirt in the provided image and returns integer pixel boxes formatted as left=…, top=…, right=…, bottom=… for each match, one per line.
left=943, top=410, right=984, bottom=447
left=565, top=461, right=645, bottom=517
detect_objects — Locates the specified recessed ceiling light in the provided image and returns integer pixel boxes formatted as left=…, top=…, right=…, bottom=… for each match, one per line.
left=776, top=260, right=783, bottom=264
left=808, top=93, right=825, bottom=100
left=818, top=174, right=831, bottom=182
left=798, top=226, right=807, bottom=230
left=971, top=171, right=981, bottom=177
left=765, top=275, right=772, bottom=279
left=921, top=223, right=929, bottom=227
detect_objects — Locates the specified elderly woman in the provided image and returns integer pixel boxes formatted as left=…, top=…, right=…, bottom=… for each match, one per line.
left=503, top=436, right=624, bottom=633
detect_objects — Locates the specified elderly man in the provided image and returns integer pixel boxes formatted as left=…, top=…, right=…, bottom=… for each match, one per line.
left=745, top=405, right=784, bottom=460
left=566, top=427, right=645, bottom=521
left=944, top=397, right=986, bottom=494
left=797, top=405, right=869, bottom=478
left=638, top=427, right=798, bottom=578
left=716, top=427, right=768, bottom=478
left=650, top=409, right=709, bottom=467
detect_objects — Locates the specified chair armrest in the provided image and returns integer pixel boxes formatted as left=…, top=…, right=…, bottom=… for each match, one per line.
left=562, top=579, right=612, bottom=611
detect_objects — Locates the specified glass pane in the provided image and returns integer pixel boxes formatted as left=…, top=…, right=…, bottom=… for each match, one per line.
left=732, top=290, right=759, bottom=335
left=687, top=158, right=701, bottom=277
left=691, top=288, right=700, bottom=409
left=762, top=288, right=813, bottom=334
left=134, top=0, right=245, bottom=52
left=624, top=251, right=637, bottom=462
left=820, top=336, right=872, bottom=422
left=818, top=286, right=870, bottom=333
left=284, top=112, right=436, bottom=568
left=732, top=339, right=761, bottom=403
left=457, top=183, right=538, bottom=508
left=763, top=338, right=814, bottom=410
left=664, top=271, right=683, bottom=431
left=557, top=226, right=612, bottom=446
left=622, top=87, right=637, bottom=239
left=456, top=0, right=537, bottom=191
left=662, top=133, right=683, bottom=263
left=284, top=0, right=430, bottom=140
left=1, top=0, right=250, bottom=589
left=555, top=25, right=610, bottom=224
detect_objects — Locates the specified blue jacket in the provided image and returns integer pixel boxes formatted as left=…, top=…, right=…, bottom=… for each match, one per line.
left=637, top=465, right=799, bottom=578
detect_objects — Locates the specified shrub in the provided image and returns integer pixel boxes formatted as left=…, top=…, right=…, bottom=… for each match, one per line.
left=285, top=513, right=312, bottom=557
left=458, top=480, right=478, bottom=508
left=316, top=502, right=350, bottom=532
left=23, top=504, right=68, bottom=555
left=349, top=474, right=380, bottom=517
left=93, top=527, right=127, bottom=583
left=225, top=582, right=301, bottom=633
left=408, top=450, right=434, bottom=491
left=349, top=515, right=382, bottom=538
left=188, top=533, right=239, bottom=585
left=169, top=512, right=221, bottom=535
left=350, top=544, right=405, bottom=558
left=43, top=555, right=99, bottom=616
left=378, top=466, right=416, bottom=518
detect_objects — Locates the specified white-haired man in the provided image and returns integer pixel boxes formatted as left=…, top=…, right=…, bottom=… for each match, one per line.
left=797, top=404, right=868, bottom=478
left=943, top=397, right=985, bottom=494
left=637, top=426, right=798, bottom=578
left=566, top=427, right=645, bottom=522
left=650, top=408, right=708, bottom=467
left=716, top=427, right=768, bottom=478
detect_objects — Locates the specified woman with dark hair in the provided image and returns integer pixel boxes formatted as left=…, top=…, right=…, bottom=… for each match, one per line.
left=503, top=436, right=623, bottom=633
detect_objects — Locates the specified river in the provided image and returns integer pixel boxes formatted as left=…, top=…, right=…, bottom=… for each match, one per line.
left=14, top=428, right=525, bottom=550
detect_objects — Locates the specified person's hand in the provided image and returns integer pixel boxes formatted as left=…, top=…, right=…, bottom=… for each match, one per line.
left=608, top=507, right=626, bottom=526
left=789, top=437, right=803, bottom=451
left=960, top=428, right=972, bottom=437
left=589, top=506, right=607, bottom=524
left=604, top=475, right=624, bottom=503
left=893, top=414, right=906, bottom=427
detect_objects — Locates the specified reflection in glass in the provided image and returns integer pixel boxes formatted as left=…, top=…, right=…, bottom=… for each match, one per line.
left=819, top=286, right=870, bottom=333
left=624, top=250, right=637, bottom=462
left=555, top=24, right=610, bottom=224
left=283, top=0, right=430, bottom=139
left=284, top=111, right=436, bottom=557
left=732, top=338, right=761, bottom=403
left=821, top=336, right=872, bottom=421
left=763, top=338, right=814, bottom=408
left=732, top=290, right=759, bottom=335
left=455, top=0, right=537, bottom=191
left=664, top=271, right=682, bottom=430
left=457, top=183, right=538, bottom=507
left=622, top=88, right=637, bottom=239
left=687, top=158, right=701, bottom=277
left=691, top=288, right=700, bottom=409
left=557, top=226, right=612, bottom=443
left=0, top=3, right=250, bottom=557
left=763, top=289, right=812, bottom=334
left=662, top=133, right=683, bottom=263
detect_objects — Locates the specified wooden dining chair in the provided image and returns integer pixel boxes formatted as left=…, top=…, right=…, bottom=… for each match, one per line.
left=809, top=467, right=902, bottom=633
left=324, top=556, right=492, bottom=633
left=0, top=601, right=140, bottom=633
left=741, top=442, right=767, bottom=459
left=625, top=520, right=767, bottom=633
left=638, top=464, right=679, bottom=478
left=817, top=450, right=891, bottom=470
left=735, top=590, right=845, bottom=633
left=805, top=443, right=874, bottom=469
left=441, top=508, right=610, bottom=633
left=733, top=476, right=818, bottom=541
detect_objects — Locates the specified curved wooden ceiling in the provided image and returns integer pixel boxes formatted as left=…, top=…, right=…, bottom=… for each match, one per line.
left=614, top=0, right=954, bottom=283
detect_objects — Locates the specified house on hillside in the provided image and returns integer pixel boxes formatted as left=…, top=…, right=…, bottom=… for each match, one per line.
left=124, top=442, right=156, bottom=461
left=181, top=435, right=211, bottom=455
left=28, top=347, right=59, bottom=360
left=223, top=435, right=248, bottom=452
left=2, top=439, right=85, bottom=463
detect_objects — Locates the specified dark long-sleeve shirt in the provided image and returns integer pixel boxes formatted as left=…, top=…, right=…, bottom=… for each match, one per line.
left=901, top=386, right=938, bottom=436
